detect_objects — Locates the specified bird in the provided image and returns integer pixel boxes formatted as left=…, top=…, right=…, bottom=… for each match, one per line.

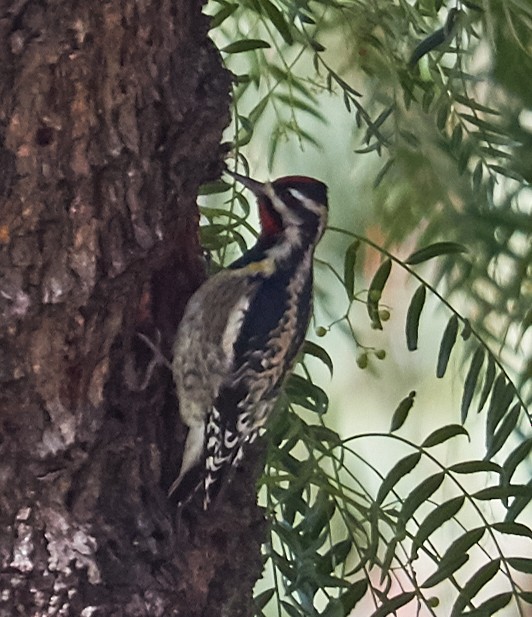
left=168, top=170, right=328, bottom=509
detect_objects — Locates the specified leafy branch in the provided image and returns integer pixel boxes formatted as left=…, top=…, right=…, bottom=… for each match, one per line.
left=201, top=1, right=532, bottom=615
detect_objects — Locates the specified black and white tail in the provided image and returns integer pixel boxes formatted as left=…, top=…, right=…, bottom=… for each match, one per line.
left=203, top=407, right=248, bottom=509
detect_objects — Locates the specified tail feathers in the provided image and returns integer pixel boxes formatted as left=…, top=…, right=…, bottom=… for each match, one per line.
left=168, top=408, right=255, bottom=510
left=203, top=407, right=246, bottom=509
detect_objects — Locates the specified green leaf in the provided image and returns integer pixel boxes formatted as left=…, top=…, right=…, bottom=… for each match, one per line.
left=276, top=449, right=304, bottom=476
left=400, top=472, right=445, bottom=521
left=492, top=521, right=532, bottom=540
left=376, top=452, right=422, bottom=505
left=339, top=580, right=368, bottom=614
left=371, top=591, right=415, bottom=617
left=318, top=540, right=352, bottom=574
left=421, top=424, right=469, bottom=448
left=286, top=374, right=329, bottom=414
left=305, top=425, right=341, bottom=447
left=280, top=601, right=302, bottom=617
left=505, top=485, right=531, bottom=522
left=436, top=102, right=449, bottom=130
left=503, top=438, right=532, bottom=483
left=454, top=94, right=500, bottom=115
left=254, top=588, right=275, bottom=610
left=458, top=146, right=470, bottom=175
left=488, top=164, right=524, bottom=182
left=405, top=285, right=426, bottom=351
left=390, top=391, right=416, bottom=432
left=449, top=460, right=501, bottom=474
left=200, top=208, right=251, bottom=231
left=318, top=574, right=351, bottom=590
left=462, top=319, right=472, bottom=342
left=473, top=485, right=532, bottom=501
left=366, top=106, right=393, bottom=139
left=248, top=96, right=270, bottom=124
left=320, top=598, right=344, bottom=617
left=486, top=375, right=514, bottom=450
left=366, top=504, right=380, bottom=565
left=343, top=240, right=360, bottom=301
left=477, top=356, right=496, bottom=413
left=460, top=592, right=512, bottom=616
left=267, top=129, right=280, bottom=170
left=275, top=93, right=326, bottom=122
left=233, top=73, right=251, bottom=86
left=400, top=128, right=420, bottom=148
left=519, top=590, right=532, bottom=604
left=472, top=160, right=483, bottom=191
left=198, top=180, right=232, bottom=195
left=209, top=3, right=238, bottom=29
left=373, top=158, right=394, bottom=188
left=461, top=348, right=485, bottom=423
left=422, top=528, right=485, bottom=589
left=302, top=490, right=335, bottom=540
left=450, top=559, right=500, bottom=617
left=200, top=225, right=235, bottom=251
left=459, top=113, right=507, bottom=134
left=290, top=126, right=321, bottom=149
left=485, top=373, right=510, bottom=432
left=309, top=39, right=325, bottom=52
left=259, top=0, right=293, bottom=44
left=422, top=553, right=469, bottom=588
left=485, top=402, right=521, bottom=460
left=436, top=315, right=459, bottom=378
left=451, top=124, right=463, bottom=151
left=370, top=260, right=393, bottom=298
left=406, top=242, right=467, bottom=265
left=221, top=39, right=271, bottom=53
left=508, top=558, right=532, bottom=574
left=411, top=496, right=465, bottom=560
left=449, top=528, right=486, bottom=561
left=367, top=259, right=392, bottom=330
left=302, top=341, right=333, bottom=377
left=379, top=536, right=398, bottom=583
left=355, top=141, right=381, bottom=154
left=278, top=487, right=305, bottom=526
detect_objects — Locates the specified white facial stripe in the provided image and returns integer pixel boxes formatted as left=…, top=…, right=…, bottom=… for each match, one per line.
left=267, top=184, right=325, bottom=222
left=286, top=188, right=325, bottom=216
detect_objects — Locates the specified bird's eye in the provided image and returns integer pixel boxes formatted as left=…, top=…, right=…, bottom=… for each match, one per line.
left=280, top=189, right=292, bottom=200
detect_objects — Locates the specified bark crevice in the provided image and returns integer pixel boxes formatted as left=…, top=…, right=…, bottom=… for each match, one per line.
left=0, top=1, right=266, bottom=615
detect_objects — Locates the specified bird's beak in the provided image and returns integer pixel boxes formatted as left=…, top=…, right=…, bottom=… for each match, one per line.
left=225, top=169, right=266, bottom=196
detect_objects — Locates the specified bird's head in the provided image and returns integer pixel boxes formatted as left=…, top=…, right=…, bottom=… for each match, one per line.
left=226, top=170, right=328, bottom=246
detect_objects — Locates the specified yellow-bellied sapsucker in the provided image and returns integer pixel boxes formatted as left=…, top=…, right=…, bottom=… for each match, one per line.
left=169, top=170, right=328, bottom=509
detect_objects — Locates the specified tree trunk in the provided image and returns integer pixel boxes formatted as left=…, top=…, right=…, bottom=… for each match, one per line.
left=0, top=1, right=266, bottom=615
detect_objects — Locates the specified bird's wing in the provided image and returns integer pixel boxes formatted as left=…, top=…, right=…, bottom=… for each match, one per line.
left=203, top=266, right=313, bottom=506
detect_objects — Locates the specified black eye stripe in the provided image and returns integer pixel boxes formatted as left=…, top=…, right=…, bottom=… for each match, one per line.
left=279, top=189, right=302, bottom=208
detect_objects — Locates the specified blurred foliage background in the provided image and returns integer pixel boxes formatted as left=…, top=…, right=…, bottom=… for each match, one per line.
left=198, top=0, right=531, bottom=615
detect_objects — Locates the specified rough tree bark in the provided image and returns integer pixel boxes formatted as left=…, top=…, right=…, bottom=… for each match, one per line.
left=0, top=1, right=267, bottom=615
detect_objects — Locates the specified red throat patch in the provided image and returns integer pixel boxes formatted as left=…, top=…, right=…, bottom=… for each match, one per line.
left=259, top=199, right=282, bottom=237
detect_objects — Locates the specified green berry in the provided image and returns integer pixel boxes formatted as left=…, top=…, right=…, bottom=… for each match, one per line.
left=379, top=309, right=391, bottom=321
left=357, top=353, right=368, bottom=369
